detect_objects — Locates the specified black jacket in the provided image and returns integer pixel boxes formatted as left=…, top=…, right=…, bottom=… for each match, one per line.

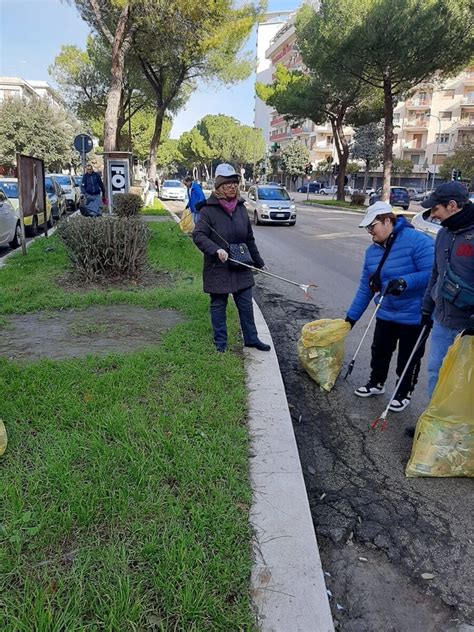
left=193, top=195, right=265, bottom=294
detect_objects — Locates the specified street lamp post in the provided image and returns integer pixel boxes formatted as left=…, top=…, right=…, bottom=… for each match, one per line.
left=427, top=113, right=441, bottom=191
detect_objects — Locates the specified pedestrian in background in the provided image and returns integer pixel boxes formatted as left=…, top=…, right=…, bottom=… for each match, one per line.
left=183, top=175, right=206, bottom=224
left=346, top=201, right=434, bottom=411
left=193, top=163, right=270, bottom=353
left=420, top=182, right=474, bottom=396
left=145, top=177, right=157, bottom=208
left=80, top=163, right=105, bottom=217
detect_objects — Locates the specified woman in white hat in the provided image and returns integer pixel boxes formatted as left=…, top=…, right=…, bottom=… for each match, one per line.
left=345, top=202, right=434, bottom=411
left=193, top=164, right=270, bottom=353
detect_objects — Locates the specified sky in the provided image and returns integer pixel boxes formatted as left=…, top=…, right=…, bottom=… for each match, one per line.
left=0, top=0, right=299, bottom=138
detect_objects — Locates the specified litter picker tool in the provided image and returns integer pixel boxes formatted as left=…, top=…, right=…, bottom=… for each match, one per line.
left=371, top=324, right=429, bottom=431
left=228, top=258, right=317, bottom=300
left=344, top=289, right=388, bottom=380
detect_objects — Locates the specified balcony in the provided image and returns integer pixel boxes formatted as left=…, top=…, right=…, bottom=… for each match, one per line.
left=403, top=141, right=426, bottom=151
left=271, top=116, right=285, bottom=126
left=405, top=119, right=428, bottom=129
left=459, top=118, right=474, bottom=127
left=406, top=98, right=431, bottom=108
left=270, top=131, right=290, bottom=141
left=461, top=96, right=474, bottom=106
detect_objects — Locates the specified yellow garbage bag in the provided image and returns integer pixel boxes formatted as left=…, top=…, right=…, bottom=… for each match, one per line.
left=179, top=209, right=194, bottom=234
left=0, top=418, right=7, bottom=457
left=406, top=333, right=474, bottom=478
left=297, top=318, right=351, bottom=392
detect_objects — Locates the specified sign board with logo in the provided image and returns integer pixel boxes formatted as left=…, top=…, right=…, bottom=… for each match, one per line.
left=106, top=157, right=130, bottom=208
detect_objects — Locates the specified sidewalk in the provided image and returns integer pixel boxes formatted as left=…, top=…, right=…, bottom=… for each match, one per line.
left=166, top=203, right=334, bottom=631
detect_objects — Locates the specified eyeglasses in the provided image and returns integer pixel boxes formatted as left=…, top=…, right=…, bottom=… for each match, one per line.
left=365, top=220, right=382, bottom=233
left=222, top=182, right=238, bottom=188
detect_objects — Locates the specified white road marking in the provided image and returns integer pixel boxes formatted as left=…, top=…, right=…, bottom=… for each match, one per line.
left=311, top=232, right=366, bottom=240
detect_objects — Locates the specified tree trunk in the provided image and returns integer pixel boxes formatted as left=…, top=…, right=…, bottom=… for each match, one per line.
left=382, top=76, right=394, bottom=202
left=363, top=161, right=370, bottom=193
left=115, top=90, right=125, bottom=151
left=330, top=116, right=349, bottom=201
left=103, top=5, right=132, bottom=153
left=147, top=105, right=165, bottom=180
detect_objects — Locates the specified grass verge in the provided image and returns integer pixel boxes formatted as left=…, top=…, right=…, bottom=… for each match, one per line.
left=305, top=199, right=367, bottom=211
left=0, top=224, right=256, bottom=630
left=141, top=199, right=168, bottom=216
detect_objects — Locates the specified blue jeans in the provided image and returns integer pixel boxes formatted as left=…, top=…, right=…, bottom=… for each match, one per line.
left=427, top=320, right=461, bottom=397
left=210, top=287, right=259, bottom=350
left=192, top=211, right=201, bottom=225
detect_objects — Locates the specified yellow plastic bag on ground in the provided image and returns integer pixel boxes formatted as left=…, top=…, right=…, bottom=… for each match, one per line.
left=0, top=419, right=7, bottom=457
left=406, top=333, right=474, bottom=478
left=179, top=209, right=194, bottom=234
left=297, top=318, right=351, bottom=392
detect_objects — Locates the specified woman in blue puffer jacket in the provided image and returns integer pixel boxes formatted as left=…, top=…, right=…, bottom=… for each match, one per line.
left=345, top=201, right=434, bottom=412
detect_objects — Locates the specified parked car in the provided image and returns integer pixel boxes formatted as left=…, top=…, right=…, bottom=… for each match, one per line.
left=246, top=185, right=296, bottom=226
left=45, top=176, right=67, bottom=220
left=297, top=181, right=321, bottom=193
left=266, top=181, right=282, bottom=186
left=74, top=175, right=82, bottom=188
left=344, top=186, right=355, bottom=196
left=0, top=186, right=22, bottom=249
left=319, top=185, right=338, bottom=196
left=160, top=179, right=187, bottom=201
left=48, top=174, right=80, bottom=211
left=369, top=186, right=410, bottom=210
left=0, top=177, right=53, bottom=235
left=412, top=209, right=441, bottom=237
left=406, top=187, right=421, bottom=200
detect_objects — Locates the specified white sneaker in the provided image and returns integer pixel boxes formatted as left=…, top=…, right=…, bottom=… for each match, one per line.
left=354, top=382, right=385, bottom=397
left=388, top=398, right=411, bottom=412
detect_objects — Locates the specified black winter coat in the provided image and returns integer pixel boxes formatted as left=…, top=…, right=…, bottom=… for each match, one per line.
left=193, top=195, right=265, bottom=294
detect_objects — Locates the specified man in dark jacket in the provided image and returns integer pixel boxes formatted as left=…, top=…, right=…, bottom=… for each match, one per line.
left=420, top=182, right=474, bottom=396
left=81, top=164, right=105, bottom=216
left=193, top=163, right=269, bottom=353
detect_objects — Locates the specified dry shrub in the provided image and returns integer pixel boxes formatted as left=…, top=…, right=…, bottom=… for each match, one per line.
left=113, top=193, right=143, bottom=217
left=57, top=215, right=149, bottom=282
left=350, top=192, right=366, bottom=206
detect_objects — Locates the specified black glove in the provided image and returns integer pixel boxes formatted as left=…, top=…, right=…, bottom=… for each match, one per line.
left=420, top=311, right=434, bottom=329
left=386, top=278, right=407, bottom=296
left=345, top=316, right=357, bottom=329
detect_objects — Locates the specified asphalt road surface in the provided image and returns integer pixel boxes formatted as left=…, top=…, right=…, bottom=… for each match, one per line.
left=248, top=203, right=472, bottom=631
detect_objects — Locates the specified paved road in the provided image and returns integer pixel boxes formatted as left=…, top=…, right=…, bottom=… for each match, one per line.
left=248, top=204, right=472, bottom=631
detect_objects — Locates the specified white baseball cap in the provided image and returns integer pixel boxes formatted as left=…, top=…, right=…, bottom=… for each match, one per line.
left=215, top=163, right=238, bottom=178
left=358, top=201, right=393, bottom=227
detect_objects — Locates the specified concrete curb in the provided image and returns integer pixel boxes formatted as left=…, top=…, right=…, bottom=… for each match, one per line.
left=247, top=302, right=334, bottom=632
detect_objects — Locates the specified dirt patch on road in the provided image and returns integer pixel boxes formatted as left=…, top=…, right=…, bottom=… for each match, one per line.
left=0, top=305, right=184, bottom=361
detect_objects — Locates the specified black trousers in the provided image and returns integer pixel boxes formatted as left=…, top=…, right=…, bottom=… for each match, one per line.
left=370, top=318, right=427, bottom=398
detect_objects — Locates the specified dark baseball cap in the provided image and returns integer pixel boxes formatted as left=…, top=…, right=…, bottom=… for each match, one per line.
left=421, top=182, right=469, bottom=209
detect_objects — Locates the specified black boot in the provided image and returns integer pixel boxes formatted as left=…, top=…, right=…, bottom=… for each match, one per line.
left=245, top=340, right=271, bottom=352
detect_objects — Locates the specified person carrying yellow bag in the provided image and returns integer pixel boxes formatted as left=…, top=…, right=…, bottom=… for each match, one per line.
left=179, top=208, right=194, bottom=234
left=405, top=330, right=474, bottom=478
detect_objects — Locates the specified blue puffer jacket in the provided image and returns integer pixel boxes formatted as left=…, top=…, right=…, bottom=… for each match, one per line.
left=347, top=216, right=435, bottom=326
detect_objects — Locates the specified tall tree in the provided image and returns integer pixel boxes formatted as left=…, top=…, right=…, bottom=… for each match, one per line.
left=133, top=0, right=262, bottom=179
left=350, top=122, right=384, bottom=193
left=178, top=128, right=213, bottom=180
left=0, top=98, right=79, bottom=171
left=68, top=0, right=141, bottom=152
left=392, top=157, right=414, bottom=185
left=280, top=141, right=311, bottom=190
left=333, top=0, right=474, bottom=200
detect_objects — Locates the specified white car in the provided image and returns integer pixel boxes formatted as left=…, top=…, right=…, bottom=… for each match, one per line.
left=412, top=209, right=441, bottom=237
left=160, top=179, right=187, bottom=201
left=319, top=185, right=338, bottom=195
left=48, top=174, right=80, bottom=211
left=246, top=185, right=297, bottom=226
left=0, top=186, right=22, bottom=249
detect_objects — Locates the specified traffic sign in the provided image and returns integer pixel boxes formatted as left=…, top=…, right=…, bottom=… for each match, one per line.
left=74, top=134, right=93, bottom=154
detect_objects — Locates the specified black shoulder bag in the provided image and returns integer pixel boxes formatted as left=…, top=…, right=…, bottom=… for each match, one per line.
left=199, top=219, right=254, bottom=270
left=368, top=232, right=397, bottom=293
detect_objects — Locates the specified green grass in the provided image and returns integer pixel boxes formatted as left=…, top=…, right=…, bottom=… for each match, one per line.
left=0, top=225, right=256, bottom=631
left=305, top=199, right=367, bottom=211
left=141, top=199, right=168, bottom=216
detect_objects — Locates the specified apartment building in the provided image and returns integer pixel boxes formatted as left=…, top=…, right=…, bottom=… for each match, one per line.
left=255, top=10, right=474, bottom=188
left=0, top=76, right=65, bottom=111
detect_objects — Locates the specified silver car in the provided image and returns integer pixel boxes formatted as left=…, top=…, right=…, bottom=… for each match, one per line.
left=0, top=186, right=22, bottom=249
left=48, top=174, right=80, bottom=211
left=160, top=179, right=187, bottom=201
left=246, top=185, right=297, bottom=226
left=412, top=209, right=441, bottom=237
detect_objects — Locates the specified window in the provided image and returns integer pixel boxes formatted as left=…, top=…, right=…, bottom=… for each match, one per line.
left=440, top=111, right=452, bottom=120
left=432, top=154, right=446, bottom=165
left=393, top=134, right=398, bottom=143
left=393, top=113, right=400, bottom=124
left=410, top=154, right=420, bottom=165
left=442, top=89, right=455, bottom=98
left=435, top=133, right=450, bottom=144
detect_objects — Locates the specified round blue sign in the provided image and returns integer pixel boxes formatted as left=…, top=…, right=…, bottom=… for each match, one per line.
left=74, top=134, right=93, bottom=154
